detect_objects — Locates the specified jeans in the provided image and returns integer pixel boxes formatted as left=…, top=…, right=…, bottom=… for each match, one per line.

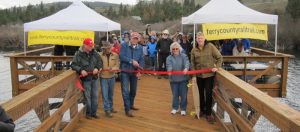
left=100, top=77, right=115, bottom=112
left=149, top=55, right=157, bottom=70
left=83, top=79, right=99, bottom=116
left=170, top=80, right=188, bottom=111
left=120, top=72, right=138, bottom=112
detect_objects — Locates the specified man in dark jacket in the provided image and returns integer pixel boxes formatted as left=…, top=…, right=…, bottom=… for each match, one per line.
left=0, top=106, right=15, bottom=132
left=120, top=32, right=144, bottom=117
left=71, top=38, right=102, bottom=119
left=156, top=29, right=173, bottom=79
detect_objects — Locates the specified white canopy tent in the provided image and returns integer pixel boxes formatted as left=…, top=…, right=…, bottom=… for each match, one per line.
left=23, top=0, right=121, bottom=53
left=181, top=0, right=279, bottom=54
left=24, top=1, right=120, bottom=31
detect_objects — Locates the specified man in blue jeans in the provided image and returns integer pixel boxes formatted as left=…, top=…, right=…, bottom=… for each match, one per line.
left=120, top=32, right=144, bottom=117
left=71, top=38, right=102, bottom=119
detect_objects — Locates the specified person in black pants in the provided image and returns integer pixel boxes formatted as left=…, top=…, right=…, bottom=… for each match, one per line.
left=53, top=45, right=64, bottom=70
left=156, top=29, right=173, bottom=79
left=0, top=106, right=15, bottom=132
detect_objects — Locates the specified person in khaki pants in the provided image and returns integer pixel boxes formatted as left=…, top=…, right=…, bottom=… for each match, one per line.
left=99, top=41, right=120, bottom=118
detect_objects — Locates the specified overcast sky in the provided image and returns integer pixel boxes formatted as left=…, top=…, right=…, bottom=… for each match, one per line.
left=0, top=0, right=137, bottom=9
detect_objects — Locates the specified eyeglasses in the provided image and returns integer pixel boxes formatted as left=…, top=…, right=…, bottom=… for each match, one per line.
left=163, top=34, right=168, bottom=36
left=172, top=48, right=179, bottom=51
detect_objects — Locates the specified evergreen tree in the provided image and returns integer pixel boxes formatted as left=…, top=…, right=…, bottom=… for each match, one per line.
left=286, top=0, right=300, bottom=20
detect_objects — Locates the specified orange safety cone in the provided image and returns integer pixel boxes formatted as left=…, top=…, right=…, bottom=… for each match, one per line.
left=76, top=77, right=84, bottom=92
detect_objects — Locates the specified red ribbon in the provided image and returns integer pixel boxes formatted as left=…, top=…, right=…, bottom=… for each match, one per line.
left=102, top=68, right=213, bottom=75
left=75, top=68, right=213, bottom=92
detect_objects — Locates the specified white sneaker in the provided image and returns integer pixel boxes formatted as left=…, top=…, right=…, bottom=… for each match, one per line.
left=170, top=109, right=177, bottom=114
left=181, top=111, right=186, bottom=116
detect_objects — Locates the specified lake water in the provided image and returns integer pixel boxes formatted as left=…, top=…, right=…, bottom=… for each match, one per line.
left=0, top=51, right=299, bottom=131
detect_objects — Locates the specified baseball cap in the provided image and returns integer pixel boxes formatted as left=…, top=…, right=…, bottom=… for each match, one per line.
left=131, top=32, right=140, bottom=39
left=83, top=38, right=94, bottom=47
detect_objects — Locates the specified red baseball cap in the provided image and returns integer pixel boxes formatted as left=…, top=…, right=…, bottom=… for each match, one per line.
left=83, top=38, right=94, bottom=47
left=131, top=32, right=140, bottom=39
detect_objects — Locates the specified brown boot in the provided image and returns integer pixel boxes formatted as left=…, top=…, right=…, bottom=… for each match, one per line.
left=130, top=106, right=139, bottom=111
left=206, top=115, right=215, bottom=124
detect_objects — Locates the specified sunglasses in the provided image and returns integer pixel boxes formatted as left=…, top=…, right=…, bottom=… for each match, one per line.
left=172, top=48, right=179, bottom=51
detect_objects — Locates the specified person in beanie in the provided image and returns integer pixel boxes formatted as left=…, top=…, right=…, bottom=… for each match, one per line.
left=120, top=32, right=144, bottom=117
left=71, top=38, right=102, bottom=119
left=156, top=29, right=173, bottom=79
left=0, top=106, right=15, bottom=132
left=99, top=41, right=120, bottom=118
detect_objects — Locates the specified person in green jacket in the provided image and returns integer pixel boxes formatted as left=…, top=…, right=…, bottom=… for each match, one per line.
left=191, top=32, right=222, bottom=123
left=71, top=38, right=103, bottom=119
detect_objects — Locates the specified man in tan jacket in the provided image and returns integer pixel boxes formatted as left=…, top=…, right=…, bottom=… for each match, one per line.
left=99, top=41, right=120, bottom=117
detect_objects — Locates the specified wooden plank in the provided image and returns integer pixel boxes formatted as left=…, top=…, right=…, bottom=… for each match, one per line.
left=16, top=56, right=73, bottom=62
left=34, top=99, right=50, bottom=122
left=250, top=47, right=294, bottom=58
left=18, top=70, right=51, bottom=75
left=223, top=56, right=283, bottom=62
left=2, top=70, right=77, bottom=121
left=6, top=46, right=54, bottom=57
left=74, top=76, right=223, bottom=132
left=252, top=84, right=280, bottom=89
left=19, top=79, right=48, bottom=90
left=216, top=69, right=300, bottom=131
left=215, top=113, right=231, bottom=132
left=228, top=70, right=280, bottom=76
left=18, top=61, right=44, bottom=79
left=63, top=107, right=85, bottom=132
left=34, top=92, right=81, bottom=131
left=249, top=60, right=280, bottom=83
left=214, top=92, right=254, bottom=132
left=10, top=56, right=19, bottom=96
left=281, top=57, right=289, bottom=97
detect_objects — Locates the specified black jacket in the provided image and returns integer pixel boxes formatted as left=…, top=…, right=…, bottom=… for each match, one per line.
left=156, top=38, right=173, bottom=54
left=0, top=106, right=15, bottom=132
left=71, top=47, right=102, bottom=81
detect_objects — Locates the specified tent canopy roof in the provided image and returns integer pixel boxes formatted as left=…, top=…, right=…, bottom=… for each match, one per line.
left=24, top=1, right=121, bottom=32
left=182, top=0, right=278, bottom=25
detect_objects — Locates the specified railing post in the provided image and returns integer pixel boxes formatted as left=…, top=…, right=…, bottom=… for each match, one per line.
left=10, top=56, right=19, bottom=96
left=281, top=57, right=289, bottom=97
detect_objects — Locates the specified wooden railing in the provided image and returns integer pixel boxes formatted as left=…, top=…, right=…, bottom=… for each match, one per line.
left=8, top=46, right=73, bottom=96
left=1, top=70, right=83, bottom=132
left=222, top=47, right=293, bottom=97
left=213, top=69, right=300, bottom=131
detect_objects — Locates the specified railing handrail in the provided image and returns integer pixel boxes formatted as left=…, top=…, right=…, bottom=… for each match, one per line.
left=5, top=46, right=54, bottom=57
left=1, top=70, right=78, bottom=121
left=251, top=47, right=295, bottom=58
left=215, top=69, right=300, bottom=131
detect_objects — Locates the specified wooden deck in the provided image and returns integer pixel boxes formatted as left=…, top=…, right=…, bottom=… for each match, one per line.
left=73, top=75, right=223, bottom=132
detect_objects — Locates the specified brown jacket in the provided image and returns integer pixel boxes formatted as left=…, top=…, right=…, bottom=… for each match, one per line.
left=99, top=52, right=120, bottom=78
left=191, top=43, right=223, bottom=78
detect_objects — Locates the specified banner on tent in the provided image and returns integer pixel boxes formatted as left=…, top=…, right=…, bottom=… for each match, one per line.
left=202, top=23, right=268, bottom=41
left=28, top=30, right=94, bottom=46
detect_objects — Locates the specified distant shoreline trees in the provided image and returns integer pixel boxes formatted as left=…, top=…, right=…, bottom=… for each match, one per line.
left=0, top=0, right=201, bottom=26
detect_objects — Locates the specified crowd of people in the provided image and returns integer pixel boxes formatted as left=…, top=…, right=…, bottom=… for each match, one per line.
left=0, top=26, right=253, bottom=131
left=68, top=25, right=232, bottom=124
